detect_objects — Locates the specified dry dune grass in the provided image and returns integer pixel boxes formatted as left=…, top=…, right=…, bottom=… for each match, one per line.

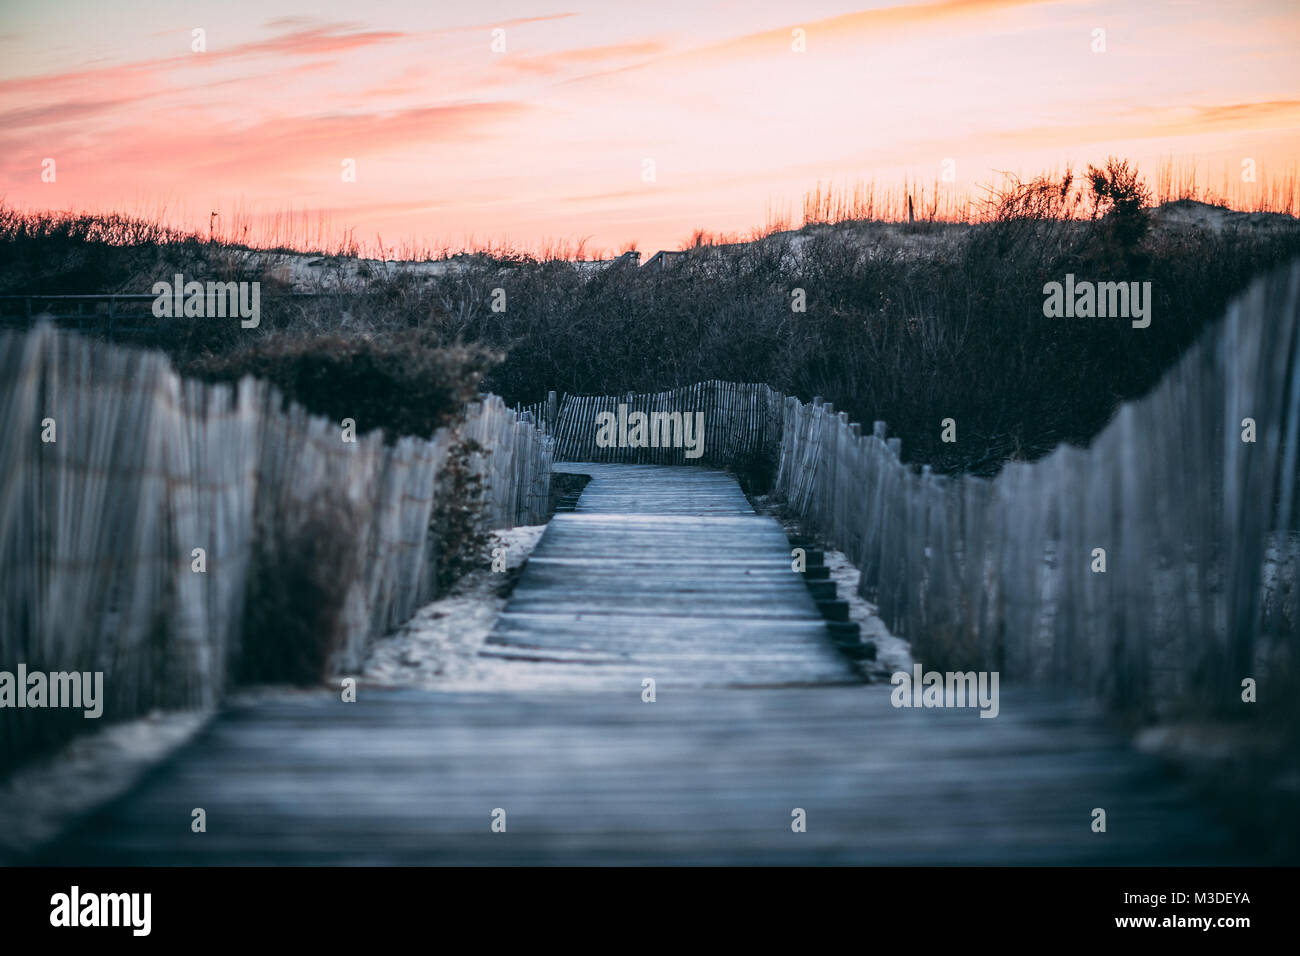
left=2, top=158, right=1295, bottom=263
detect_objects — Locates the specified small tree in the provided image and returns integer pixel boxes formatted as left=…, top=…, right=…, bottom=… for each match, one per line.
left=1086, top=157, right=1152, bottom=254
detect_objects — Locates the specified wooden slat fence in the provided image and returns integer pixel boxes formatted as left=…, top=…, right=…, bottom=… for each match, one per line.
left=772, top=260, right=1300, bottom=718
left=0, top=325, right=552, bottom=766
left=516, top=380, right=785, bottom=470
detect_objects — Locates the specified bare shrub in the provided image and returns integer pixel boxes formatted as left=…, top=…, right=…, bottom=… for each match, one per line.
left=431, top=435, right=492, bottom=591
left=235, top=486, right=363, bottom=686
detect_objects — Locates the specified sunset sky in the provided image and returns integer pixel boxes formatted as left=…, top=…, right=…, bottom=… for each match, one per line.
left=1, top=0, right=1297, bottom=256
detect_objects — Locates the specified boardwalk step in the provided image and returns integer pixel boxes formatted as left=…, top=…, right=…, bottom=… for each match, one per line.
left=826, top=620, right=861, bottom=641
left=835, top=642, right=877, bottom=662
left=821, top=620, right=876, bottom=662
left=784, top=533, right=858, bottom=641
left=815, top=599, right=850, bottom=622
left=806, top=580, right=837, bottom=601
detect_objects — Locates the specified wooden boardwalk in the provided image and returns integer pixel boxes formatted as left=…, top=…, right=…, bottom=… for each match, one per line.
left=482, top=464, right=856, bottom=688
left=33, top=464, right=1246, bottom=865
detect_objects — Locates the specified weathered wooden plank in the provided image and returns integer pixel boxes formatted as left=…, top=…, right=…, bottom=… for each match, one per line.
left=35, top=687, right=1245, bottom=865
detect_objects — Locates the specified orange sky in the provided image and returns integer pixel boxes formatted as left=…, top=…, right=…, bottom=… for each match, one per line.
left=1, top=0, right=1298, bottom=256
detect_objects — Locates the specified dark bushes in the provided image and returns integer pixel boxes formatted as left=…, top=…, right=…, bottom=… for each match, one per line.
left=183, top=329, right=500, bottom=442
left=433, top=200, right=1300, bottom=476
left=1087, top=157, right=1153, bottom=258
